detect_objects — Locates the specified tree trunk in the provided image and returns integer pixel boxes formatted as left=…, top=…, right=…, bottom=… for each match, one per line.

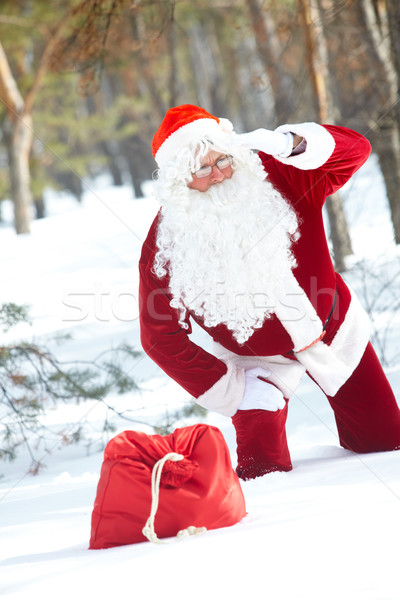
left=100, top=141, right=124, bottom=186
left=298, top=0, right=353, bottom=271
left=324, top=194, right=351, bottom=272
left=372, top=125, right=400, bottom=243
left=188, top=23, right=226, bottom=117
left=121, top=136, right=154, bottom=198
left=359, top=0, right=400, bottom=243
left=34, top=195, right=46, bottom=220
left=0, top=11, right=71, bottom=234
left=130, top=10, right=166, bottom=122
left=3, top=116, right=33, bottom=234
left=0, top=42, right=33, bottom=234
left=166, top=0, right=177, bottom=108
left=385, top=0, right=400, bottom=128
left=245, top=0, right=296, bottom=123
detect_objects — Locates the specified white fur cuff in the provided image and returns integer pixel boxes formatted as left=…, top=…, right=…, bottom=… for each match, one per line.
left=195, top=361, right=245, bottom=417
left=274, top=123, right=336, bottom=170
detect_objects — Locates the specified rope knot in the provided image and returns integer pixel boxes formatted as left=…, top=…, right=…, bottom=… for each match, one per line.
left=142, top=452, right=207, bottom=544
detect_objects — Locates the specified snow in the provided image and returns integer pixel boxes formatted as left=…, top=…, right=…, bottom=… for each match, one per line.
left=1, top=158, right=400, bottom=600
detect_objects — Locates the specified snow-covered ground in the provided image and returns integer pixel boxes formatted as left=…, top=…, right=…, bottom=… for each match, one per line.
left=1, top=157, right=400, bottom=600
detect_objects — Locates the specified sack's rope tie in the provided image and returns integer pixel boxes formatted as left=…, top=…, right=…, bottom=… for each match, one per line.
left=142, top=452, right=207, bottom=544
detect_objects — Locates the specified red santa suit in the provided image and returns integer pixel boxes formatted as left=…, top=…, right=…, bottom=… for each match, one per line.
left=140, top=116, right=400, bottom=479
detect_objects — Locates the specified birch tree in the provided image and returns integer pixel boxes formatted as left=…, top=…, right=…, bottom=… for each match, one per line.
left=245, top=0, right=296, bottom=123
left=298, top=0, right=353, bottom=272
left=358, top=0, right=400, bottom=243
left=0, top=0, right=122, bottom=234
left=0, top=42, right=33, bottom=234
left=0, top=5, right=81, bottom=233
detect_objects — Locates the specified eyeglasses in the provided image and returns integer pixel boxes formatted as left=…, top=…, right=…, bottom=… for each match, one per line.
left=193, top=155, right=233, bottom=179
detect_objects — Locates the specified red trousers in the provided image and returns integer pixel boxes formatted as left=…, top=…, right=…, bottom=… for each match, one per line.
left=232, top=343, right=400, bottom=480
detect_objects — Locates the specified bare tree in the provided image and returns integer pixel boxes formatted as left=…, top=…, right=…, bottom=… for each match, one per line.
left=0, top=4, right=83, bottom=233
left=0, top=0, right=122, bottom=234
left=0, top=42, right=33, bottom=234
left=166, top=0, right=178, bottom=108
left=245, top=0, right=296, bottom=124
left=385, top=0, right=400, bottom=127
left=298, top=0, right=353, bottom=272
left=358, top=0, right=400, bottom=244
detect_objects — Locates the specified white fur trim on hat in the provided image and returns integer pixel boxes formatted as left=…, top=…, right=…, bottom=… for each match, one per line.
left=155, top=118, right=233, bottom=168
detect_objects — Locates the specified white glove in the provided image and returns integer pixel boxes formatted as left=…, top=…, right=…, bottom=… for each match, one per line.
left=229, top=128, right=294, bottom=158
left=238, top=367, right=286, bottom=412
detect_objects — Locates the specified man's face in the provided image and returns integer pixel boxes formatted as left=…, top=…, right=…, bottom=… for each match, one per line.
left=187, top=149, right=234, bottom=192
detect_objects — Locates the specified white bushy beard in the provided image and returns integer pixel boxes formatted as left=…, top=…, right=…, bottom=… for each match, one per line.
left=153, top=149, right=299, bottom=344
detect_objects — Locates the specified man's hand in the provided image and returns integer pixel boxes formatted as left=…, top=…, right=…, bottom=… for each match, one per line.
left=229, top=128, right=294, bottom=157
left=292, top=133, right=304, bottom=149
left=237, top=367, right=286, bottom=412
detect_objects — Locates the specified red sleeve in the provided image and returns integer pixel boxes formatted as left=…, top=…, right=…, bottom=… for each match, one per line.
left=261, top=125, right=371, bottom=209
left=138, top=259, right=228, bottom=399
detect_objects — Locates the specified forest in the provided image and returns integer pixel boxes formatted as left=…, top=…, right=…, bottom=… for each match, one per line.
left=2, top=5, right=400, bottom=595
left=1, top=0, right=400, bottom=271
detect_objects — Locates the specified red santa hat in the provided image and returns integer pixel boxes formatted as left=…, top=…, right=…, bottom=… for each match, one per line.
left=152, top=104, right=234, bottom=168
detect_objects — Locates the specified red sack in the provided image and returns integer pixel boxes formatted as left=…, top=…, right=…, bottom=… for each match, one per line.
left=89, top=423, right=246, bottom=549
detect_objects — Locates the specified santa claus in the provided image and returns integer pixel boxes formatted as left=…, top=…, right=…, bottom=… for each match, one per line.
left=139, top=104, right=400, bottom=480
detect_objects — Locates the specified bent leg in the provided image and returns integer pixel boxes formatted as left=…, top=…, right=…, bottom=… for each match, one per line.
left=326, top=343, right=400, bottom=453
left=232, top=403, right=292, bottom=480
